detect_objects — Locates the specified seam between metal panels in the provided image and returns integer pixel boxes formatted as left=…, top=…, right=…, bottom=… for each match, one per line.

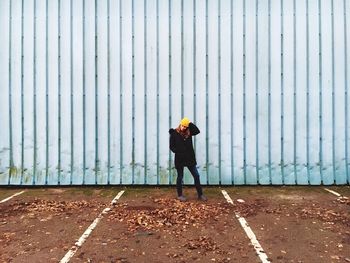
left=205, top=0, right=209, bottom=184
left=243, top=0, right=246, bottom=184
left=293, top=0, right=297, bottom=184
left=331, top=0, right=336, bottom=183
left=70, top=0, right=74, bottom=185
left=255, top=0, right=259, bottom=184
left=33, top=0, right=37, bottom=185
left=156, top=0, right=159, bottom=184
left=144, top=0, right=147, bottom=184
left=45, top=0, right=49, bottom=185
left=120, top=0, right=123, bottom=185
left=20, top=0, right=24, bottom=185
left=318, top=0, right=323, bottom=183
left=181, top=0, right=184, bottom=118
left=218, top=0, right=221, bottom=184
left=132, top=0, right=135, bottom=184
left=193, top=0, right=196, bottom=152
left=280, top=0, right=284, bottom=184
left=107, top=0, right=111, bottom=184
left=95, top=0, right=98, bottom=184
left=168, top=0, right=172, bottom=185
left=58, top=0, right=61, bottom=185
left=82, top=0, right=86, bottom=184
left=230, top=0, right=234, bottom=185
left=306, top=0, right=310, bottom=184
left=8, top=0, right=13, bottom=185
left=268, top=0, right=272, bottom=184
left=344, top=0, right=349, bottom=183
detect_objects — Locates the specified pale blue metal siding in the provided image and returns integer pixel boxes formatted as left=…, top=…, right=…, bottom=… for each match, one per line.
left=0, top=0, right=349, bottom=185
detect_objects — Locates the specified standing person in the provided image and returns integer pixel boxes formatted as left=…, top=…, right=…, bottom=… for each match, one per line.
left=169, top=117, right=207, bottom=201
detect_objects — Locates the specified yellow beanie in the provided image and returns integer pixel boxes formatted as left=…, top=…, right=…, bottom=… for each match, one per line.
left=180, top=117, right=190, bottom=127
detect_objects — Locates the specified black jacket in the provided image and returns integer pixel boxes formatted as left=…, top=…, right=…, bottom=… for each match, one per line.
left=169, top=123, right=200, bottom=169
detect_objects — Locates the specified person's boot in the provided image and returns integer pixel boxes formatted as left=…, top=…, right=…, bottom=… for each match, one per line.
left=177, top=195, right=187, bottom=202
left=198, top=195, right=207, bottom=201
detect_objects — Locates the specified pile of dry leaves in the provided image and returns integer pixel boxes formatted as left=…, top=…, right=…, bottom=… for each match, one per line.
left=108, top=198, right=231, bottom=232
left=3, top=199, right=103, bottom=216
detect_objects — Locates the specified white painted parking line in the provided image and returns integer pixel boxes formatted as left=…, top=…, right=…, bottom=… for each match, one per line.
left=324, top=188, right=342, bottom=197
left=0, top=191, right=25, bottom=204
left=221, top=190, right=271, bottom=263
left=60, top=190, right=125, bottom=263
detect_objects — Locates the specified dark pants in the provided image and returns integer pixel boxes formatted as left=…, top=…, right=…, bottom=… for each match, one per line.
left=176, top=166, right=203, bottom=197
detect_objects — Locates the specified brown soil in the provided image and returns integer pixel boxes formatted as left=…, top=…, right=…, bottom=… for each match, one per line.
left=0, top=186, right=349, bottom=263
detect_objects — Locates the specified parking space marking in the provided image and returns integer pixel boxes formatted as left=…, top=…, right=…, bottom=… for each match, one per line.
left=324, top=188, right=342, bottom=197
left=221, top=190, right=271, bottom=263
left=60, top=190, right=125, bottom=263
left=0, top=190, right=25, bottom=204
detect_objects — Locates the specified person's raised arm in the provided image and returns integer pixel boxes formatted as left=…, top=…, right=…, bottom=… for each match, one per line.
left=189, top=122, right=200, bottom=136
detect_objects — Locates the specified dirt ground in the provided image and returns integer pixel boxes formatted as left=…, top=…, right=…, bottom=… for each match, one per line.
left=0, top=186, right=349, bottom=263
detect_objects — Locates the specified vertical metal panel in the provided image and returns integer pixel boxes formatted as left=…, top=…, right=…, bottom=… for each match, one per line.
left=22, top=1, right=37, bottom=185
left=270, top=0, right=282, bottom=184
left=145, top=0, right=157, bottom=185
left=242, top=0, right=247, bottom=184
left=8, top=0, right=13, bottom=185
left=180, top=0, right=184, bottom=117
left=295, top=0, right=308, bottom=184
left=333, top=0, right=347, bottom=184
left=331, top=0, right=336, bottom=184
left=321, top=0, right=333, bottom=185
left=43, top=0, right=49, bottom=185
left=194, top=0, right=207, bottom=186
left=0, top=0, right=10, bottom=185
left=20, top=0, right=25, bottom=185
left=94, top=0, right=98, bottom=185
left=283, top=0, right=295, bottom=184
left=208, top=0, right=219, bottom=184
left=97, top=0, right=108, bottom=185
left=158, top=0, right=170, bottom=185
left=82, top=0, right=86, bottom=184
left=308, top=0, right=320, bottom=185
left=10, top=0, right=22, bottom=185
left=72, top=0, right=83, bottom=185
left=57, top=0, right=61, bottom=185
left=232, top=0, right=244, bottom=185
left=107, top=0, right=111, bottom=184
left=33, top=0, right=37, bottom=185
left=267, top=0, right=272, bottom=184
left=70, top=0, right=74, bottom=185
left=143, top=0, right=147, bottom=184
left=245, top=0, right=257, bottom=185
left=318, top=0, right=323, bottom=184
left=306, top=0, right=310, bottom=184
left=109, top=0, right=121, bottom=185
left=218, top=0, right=221, bottom=184
left=230, top=0, right=234, bottom=185
left=293, top=0, right=297, bottom=184
left=255, top=0, right=259, bottom=184
left=60, top=0, right=71, bottom=186
left=183, top=0, right=194, bottom=185
left=156, top=0, right=159, bottom=184
left=220, top=0, right=232, bottom=185
left=280, top=0, right=285, bottom=184
left=0, top=0, right=349, bottom=186
left=344, top=0, right=349, bottom=184
left=205, top=0, right=209, bottom=185
left=257, top=0, right=270, bottom=185
left=168, top=0, right=172, bottom=184
left=131, top=0, right=135, bottom=184
left=33, top=0, right=46, bottom=186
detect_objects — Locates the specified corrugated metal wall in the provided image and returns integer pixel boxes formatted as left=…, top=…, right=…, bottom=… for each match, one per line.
left=0, top=0, right=349, bottom=185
